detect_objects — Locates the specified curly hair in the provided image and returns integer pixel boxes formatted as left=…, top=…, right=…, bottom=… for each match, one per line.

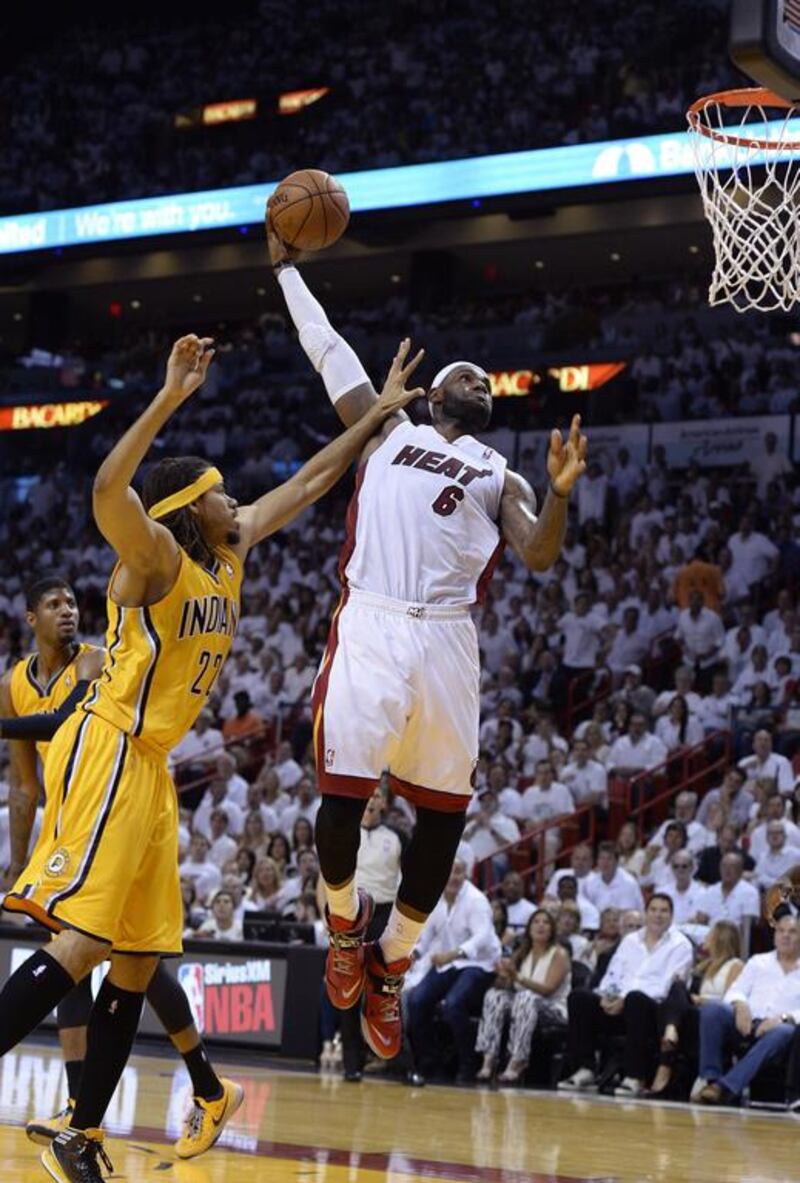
left=141, top=455, right=214, bottom=565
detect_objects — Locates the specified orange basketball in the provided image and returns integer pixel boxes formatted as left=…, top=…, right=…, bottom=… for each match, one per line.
left=269, top=168, right=350, bottom=251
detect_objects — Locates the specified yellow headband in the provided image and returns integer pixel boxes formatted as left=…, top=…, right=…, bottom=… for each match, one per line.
left=147, top=466, right=223, bottom=520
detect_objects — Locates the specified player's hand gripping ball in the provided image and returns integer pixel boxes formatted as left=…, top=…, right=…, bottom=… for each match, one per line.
left=268, top=169, right=350, bottom=251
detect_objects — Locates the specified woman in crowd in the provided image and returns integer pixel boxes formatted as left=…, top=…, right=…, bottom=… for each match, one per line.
left=291, top=816, right=315, bottom=854
left=241, top=810, right=270, bottom=859
left=655, top=695, right=704, bottom=754
left=583, top=721, right=611, bottom=766
left=475, top=909, right=571, bottom=1084
left=648, top=919, right=743, bottom=1097
left=266, top=832, right=291, bottom=875
left=235, top=846, right=256, bottom=886
left=244, top=856, right=285, bottom=911
left=616, top=821, right=647, bottom=879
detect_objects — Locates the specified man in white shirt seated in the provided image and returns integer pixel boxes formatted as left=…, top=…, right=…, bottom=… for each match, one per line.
left=279, top=774, right=321, bottom=840
left=726, top=515, right=779, bottom=596
left=754, top=822, right=800, bottom=891
left=738, top=729, right=794, bottom=797
left=274, top=739, right=304, bottom=791
left=406, top=858, right=502, bottom=1083
left=193, top=777, right=245, bottom=843
left=662, top=851, right=707, bottom=926
left=208, top=808, right=239, bottom=870
left=694, top=852, right=761, bottom=954
left=606, top=714, right=668, bottom=778
left=169, top=708, right=224, bottom=778
left=558, top=893, right=693, bottom=1096
left=181, top=832, right=223, bottom=905
left=520, top=760, right=575, bottom=862
left=675, top=590, right=725, bottom=681
left=499, top=870, right=536, bottom=940
left=561, top=739, right=608, bottom=811
left=606, top=607, right=650, bottom=682
left=749, top=792, right=800, bottom=861
left=211, top=751, right=249, bottom=807
left=462, top=789, right=519, bottom=878
left=652, top=666, right=703, bottom=718
left=696, top=915, right=800, bottom=1105
left=697, top=671, right=740, bottom=733
left=545, top=843, right=595, bottom=900
left=650, top=791, right=709, bottom=856
left=584, top=841, right=645, bottom=914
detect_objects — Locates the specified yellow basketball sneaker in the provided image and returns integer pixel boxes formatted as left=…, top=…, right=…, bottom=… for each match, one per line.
left=174, top=1078, right=244, bottom=1159
left=26, top=1099, right=75, bottom=1146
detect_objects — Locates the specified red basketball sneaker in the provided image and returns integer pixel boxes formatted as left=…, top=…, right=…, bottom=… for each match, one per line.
left=325, top=889, right=375, bottom=1010
left=360, top=943, right=411, bottom=1060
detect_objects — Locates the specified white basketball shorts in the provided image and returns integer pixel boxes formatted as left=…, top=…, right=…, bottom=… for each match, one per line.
left=312, top=588, right=480, bottom=812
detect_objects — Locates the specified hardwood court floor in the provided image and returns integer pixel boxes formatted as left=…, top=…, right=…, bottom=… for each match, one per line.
left=0, top=1041, right=797, bottom=1182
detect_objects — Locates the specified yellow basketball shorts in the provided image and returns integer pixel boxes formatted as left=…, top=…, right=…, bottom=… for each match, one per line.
left=4, top=710, right=182, bottom=955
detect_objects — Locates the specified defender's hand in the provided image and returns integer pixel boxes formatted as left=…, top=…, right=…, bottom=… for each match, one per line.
left=163, top=335, right=215, bottom=404
left=375, top=339, right=425, bottom=416
left=547, top=414, right=588, bottom=496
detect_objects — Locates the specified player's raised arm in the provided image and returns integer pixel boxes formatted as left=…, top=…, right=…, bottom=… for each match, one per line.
left=92, top=335, right=215, bottom=575
left=0, top=671, right=39, bottom=889
left=235, top=339, right=424, bottom=552
left=267, top=215, right=406, bottom=436
left=501, top=414, right=588, bottom=571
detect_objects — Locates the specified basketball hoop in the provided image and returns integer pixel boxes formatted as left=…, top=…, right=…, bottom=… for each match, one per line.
left=687, top=87, right=800, bottom=312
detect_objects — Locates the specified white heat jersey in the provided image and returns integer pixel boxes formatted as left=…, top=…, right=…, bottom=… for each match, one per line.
left=341, top=421, right=508, bottom=606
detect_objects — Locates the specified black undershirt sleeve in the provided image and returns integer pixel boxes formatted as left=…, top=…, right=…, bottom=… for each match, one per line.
left=0, top=681, right=90, bottom=741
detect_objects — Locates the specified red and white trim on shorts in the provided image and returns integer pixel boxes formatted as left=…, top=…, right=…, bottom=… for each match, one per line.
left=317, top=767, right=469, bottom=814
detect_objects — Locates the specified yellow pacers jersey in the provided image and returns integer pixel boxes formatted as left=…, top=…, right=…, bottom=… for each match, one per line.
left=9, top=642, right=95, bottom=764
left=84, top=543, right=242, bottom=755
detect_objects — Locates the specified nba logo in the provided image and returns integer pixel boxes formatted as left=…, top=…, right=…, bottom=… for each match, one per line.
left=178, top=963, right=206, bottom=1033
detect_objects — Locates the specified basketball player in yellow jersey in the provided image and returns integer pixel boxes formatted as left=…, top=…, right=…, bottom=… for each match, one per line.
left=0, top=332, right=424, bottom=1183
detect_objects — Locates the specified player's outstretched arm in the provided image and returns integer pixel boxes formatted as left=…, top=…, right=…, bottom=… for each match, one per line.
left=0, top=671, right=39, bottom=890
left=92, top=335, right=214, bottom=574
left=235, top=340, right=424, bottom=551
left=267, top=216, right=408, bottom=437
left=501, top=414, right=588, bottom=571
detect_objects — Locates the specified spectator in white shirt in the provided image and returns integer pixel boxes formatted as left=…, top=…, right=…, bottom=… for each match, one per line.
left=196, top=889, right=244, bottom=942
left=733, top=645, right=778, bottom=702
left=606, top=607, right=650, bottom=681
left=280, top=774, right=321, bottom=839
left=675, top=591, right=725, bottom=680
left=274, top=740, right=304, bottom=791
left=652, top=666, right=703, bottom=718
left=499, top=870, right=535, bottom=940
left=738, top=729, right=794, bottom=796
left=696, top=916, right=800, bottom=1104
left=520, top=760, right=575, bottom=863
left=726, top=515, right=779, bottom=593
left=545, top=843, right=595, bottom=900
left=611, top=664, right=657, bottom=719
left=651, top=790, right=710, bottom=855
left=551, top=874, right=601, bottom=931
left=559, top=894, right=693, bottom=1096
left=695, top=852, right=761, bottom=953
left=577, top=460, right=608, bottom=526
left=755, top=821, right=800, bottom=890
left=561, top=739, right=609, bottom=810
left=181, top=833, right=223, bottom=904
left=211, top=751, right=249, bottom=807
left=697, top=671, right=739, bottom=733
left=208, top=808, right=239, bottom=869
left=282, top=652, right=315, bottom=706
left=193, top=779, right=245, bottom=843
left=753, top=431, right=794, bottom=499
left=557, top=591, right=606, bottom=678
left=610, top=446, right=644, bottom=504
left=407, top=859, right=502, bottom=1082
left=606, top=714, right=668, bottom=777
left=641, top=822, right=688, bottom=889
left=462, top=789, right=519, bottom=876
left=663, top=851, right=707, bottom=925
left=584, top=841, right=645, bottom=913
left=169, top=708, right=223, bottom=777
left=655, top=695, right=705, bottom=754
left=749, top=793, right=800, bottom=861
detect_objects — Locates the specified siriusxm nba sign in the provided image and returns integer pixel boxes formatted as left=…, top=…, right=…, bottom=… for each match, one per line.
left=2, top=118, right=800, bottom=255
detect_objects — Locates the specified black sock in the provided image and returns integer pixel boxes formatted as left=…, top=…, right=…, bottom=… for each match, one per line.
left=182, top=1043, right=223, bottom=1101
left=0, top=949, right=75, bottom=1056
left=65, top=1060, right=83, bottom=1102
left=71, top=979, right=144, bottom=1130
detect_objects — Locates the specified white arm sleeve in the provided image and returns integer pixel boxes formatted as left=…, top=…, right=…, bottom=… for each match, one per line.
left=277, top=266, right=370, bottom=404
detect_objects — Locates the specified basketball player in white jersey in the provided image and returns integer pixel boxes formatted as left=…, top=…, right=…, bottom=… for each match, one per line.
left=268, top=220, right=587, bottom=1060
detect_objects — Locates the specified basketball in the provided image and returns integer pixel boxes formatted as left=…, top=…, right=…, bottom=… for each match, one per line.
left=269, top=169, right=350, bottom=251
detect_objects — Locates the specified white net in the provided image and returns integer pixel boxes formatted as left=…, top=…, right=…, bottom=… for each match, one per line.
left=687, top=91, right=800, bottom=313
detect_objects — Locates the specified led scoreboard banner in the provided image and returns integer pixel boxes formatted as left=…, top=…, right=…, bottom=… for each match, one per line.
left=7, top=119, right=800, bottom=255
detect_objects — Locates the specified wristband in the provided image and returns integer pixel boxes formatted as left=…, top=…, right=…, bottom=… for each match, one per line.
left=272, top=260, right=297, bottom=276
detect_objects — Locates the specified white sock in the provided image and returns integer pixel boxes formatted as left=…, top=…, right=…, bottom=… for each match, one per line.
left=379, top=905, right=426, bottom=964
left=277, top=267, right=369, bottom=403
left=324, top=876, right=358, bottom=922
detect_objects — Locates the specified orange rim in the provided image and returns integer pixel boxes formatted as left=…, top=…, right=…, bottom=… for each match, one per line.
left=687, top=87, right=798, bottom=150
